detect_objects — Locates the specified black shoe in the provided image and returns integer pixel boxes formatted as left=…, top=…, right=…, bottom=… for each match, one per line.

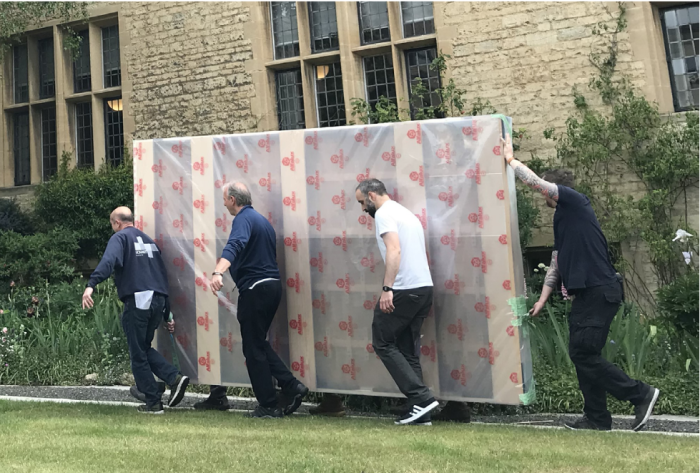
left=433, top=401, right=471, bottom=423
left=405, top=412, right=432, bottom=426
left=137, top=403, right=164, bottom=415
left=167, top=374, right=189, bottom=408
left=395, top=398, right=439, bottom=425
left=632, top=387, right=660, bottom=432
left=129, top=382, right=166, bottom=403
left=248, top=405, right=283, bottom=418
left=564, top=416, right=611, bottom=431
left=282, top=382, right=309, bottom=416
left=193, top=396, right=230, bottom=411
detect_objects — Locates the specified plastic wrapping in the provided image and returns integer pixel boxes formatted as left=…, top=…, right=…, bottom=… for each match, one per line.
left=133, top=115, right=534, bottom=404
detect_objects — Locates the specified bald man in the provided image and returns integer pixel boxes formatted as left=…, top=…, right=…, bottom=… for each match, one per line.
left=209, top=182, right=308, bottom=418
left=83, top=207, right=189, bottom=414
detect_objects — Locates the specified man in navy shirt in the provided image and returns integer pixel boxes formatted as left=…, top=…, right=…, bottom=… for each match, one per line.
left=209, top=182, right=308, bottom=418
left=502, top=134, right=659, bottom=432
left=82, top=207, right=189, bottom=414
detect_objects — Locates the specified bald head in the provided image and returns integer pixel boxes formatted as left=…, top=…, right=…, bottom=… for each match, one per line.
left=109, top=207, right=134, bottom=233
left=111, top=207, right=134, bottom=224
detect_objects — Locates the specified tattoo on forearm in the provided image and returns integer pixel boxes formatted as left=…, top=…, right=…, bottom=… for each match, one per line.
left=513, top=163, right=559, bottom=200
left=543, top=250, right=559, bottom=289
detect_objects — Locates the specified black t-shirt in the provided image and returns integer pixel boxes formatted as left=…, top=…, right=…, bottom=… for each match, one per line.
left=553, top=185, right=617, bottom=292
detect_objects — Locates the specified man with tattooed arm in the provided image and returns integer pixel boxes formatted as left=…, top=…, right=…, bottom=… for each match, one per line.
left=501, top=134, right=659, bottom=432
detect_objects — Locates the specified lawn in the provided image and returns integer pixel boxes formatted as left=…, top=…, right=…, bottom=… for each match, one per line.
left=0, top=401, right=697, bottom=473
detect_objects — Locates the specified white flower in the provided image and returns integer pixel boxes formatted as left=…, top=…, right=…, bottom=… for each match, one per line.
left=533, top=269, right=539, bottom=273
left=673, top=229, right=692, bottom=243
left=1, top=327, right=7, bottom=334
left=538, top=263, right=546, bottom=269
left=19, top=324, right=24, bottom=330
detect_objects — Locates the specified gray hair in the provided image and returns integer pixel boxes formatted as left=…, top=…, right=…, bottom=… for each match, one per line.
left=226, top=182, right=253, bottom=207
left=356, top=178, right=387, bottom=197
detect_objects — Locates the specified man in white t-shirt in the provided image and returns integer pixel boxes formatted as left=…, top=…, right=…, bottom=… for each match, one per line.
left=355, top=178, right=439, bottom=426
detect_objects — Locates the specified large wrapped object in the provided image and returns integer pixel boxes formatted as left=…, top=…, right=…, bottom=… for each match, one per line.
left=133, top=115, right=533, bottom=404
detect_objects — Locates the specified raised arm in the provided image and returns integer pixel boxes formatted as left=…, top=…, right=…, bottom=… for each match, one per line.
left=501, top=134, right=559, bottom=202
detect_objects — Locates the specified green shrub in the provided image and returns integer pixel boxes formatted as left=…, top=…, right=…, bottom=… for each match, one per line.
left=0, top=279, right=130, bottom=385
left=0, top=228, right=78, bottom=288
left=657, top=270, right=699, bottom=336
left=0, top=198, right=34, bottom=235
left=34, top=151, right=133, bottom=262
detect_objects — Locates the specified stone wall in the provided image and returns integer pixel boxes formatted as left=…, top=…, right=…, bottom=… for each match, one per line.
left=120, top=1, right=259, bottom=141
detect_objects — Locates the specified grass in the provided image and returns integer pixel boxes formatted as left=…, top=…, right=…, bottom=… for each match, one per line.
left=0, top=401, right=697, bottom=473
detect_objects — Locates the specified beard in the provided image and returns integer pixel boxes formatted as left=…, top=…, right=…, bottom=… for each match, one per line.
left=365, top=201, right=377, bottom=219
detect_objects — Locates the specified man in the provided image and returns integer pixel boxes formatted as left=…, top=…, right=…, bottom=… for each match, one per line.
left=355, top=178, right=439, bottom=426
left=502, top=134, right=659, bottom=431
left=209, top=182, right=308, bottom=418
left=82, top=207, right=189, bottom=414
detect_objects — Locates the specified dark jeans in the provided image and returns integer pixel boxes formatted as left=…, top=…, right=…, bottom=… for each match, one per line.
left=237, top=279, right=297, bottom=408
left=121, top=294, right=179, bottom=407
left=372, top=286, right=434, bottom=405
left=568, top=281, right=648, bottom=427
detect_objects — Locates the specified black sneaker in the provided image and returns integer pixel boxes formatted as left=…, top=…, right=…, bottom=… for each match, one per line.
left=137, top=403, right=164, bottom=415
left=433, top=401, right=471, bottom=423
left=410, top=412, right=433, bottom=426
left=564, top=416, right=611, bottom=431
left=632, top=386, right=660, bottom=432
left=248, top=405, right=283, bottom=419
left=129, top=382, right=166, bottom=403
left=193, top=397, right=230, bottom=411
left=167, top=374, right=189, bottom=408
left=395, top=398, right=439, bottom=425
left=282, top=382, right=309, bottom=416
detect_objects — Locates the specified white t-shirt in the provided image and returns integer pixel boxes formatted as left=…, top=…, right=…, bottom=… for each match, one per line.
left=374, top=200, right=433, bottom=290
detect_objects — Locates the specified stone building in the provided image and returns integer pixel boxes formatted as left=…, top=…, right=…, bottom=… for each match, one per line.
left=0, top=1, right=697, bottom=295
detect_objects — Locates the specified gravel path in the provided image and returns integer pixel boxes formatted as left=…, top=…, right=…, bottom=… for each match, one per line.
left=0, top=385, right=696, bottom=434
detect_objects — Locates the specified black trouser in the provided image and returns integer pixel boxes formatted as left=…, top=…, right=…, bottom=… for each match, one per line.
left=121, top=294, right=179, bottom=407
left=568, top=281, right=648, bottom=427
left=372, top=286, right=434, bottom=405
left=236, top=279, right=297, bottom=408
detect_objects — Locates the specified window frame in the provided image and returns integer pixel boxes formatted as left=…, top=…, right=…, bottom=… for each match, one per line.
left=101, top=24, right=122, bottom=89
left=659, top=4, right=699, bottom=112
left=13, top=43, right=29, bottom=104
left=362, top=52, right=397, bottom=121
left=275, top=68, right=306, bottom=131
left=357, top=1, right=391, bottom=46
left=270, top=1, right=300, bottom=60
left=41, top=106, right=58, bottom=181
left=404, top=46, right=442, bottom=119
left=38, top=38, right=56, bottom=99
left=314, top=62, right=346, bottom=128
left=308, top=2, right=340, bottom=54
left=73, top=29, right=92, bottom=93
left=75, top=101, right=94, bottom=169
left=400, top=2, right=435, bottom=39
left=104, top=97, right=124, bottom=167
left=13, top=112, right=31, bottom=186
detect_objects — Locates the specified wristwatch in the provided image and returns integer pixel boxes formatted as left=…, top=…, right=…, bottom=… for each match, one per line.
left=382, top=286, right=393, bottom=292
left=212, top=272, right=224, bottom=276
